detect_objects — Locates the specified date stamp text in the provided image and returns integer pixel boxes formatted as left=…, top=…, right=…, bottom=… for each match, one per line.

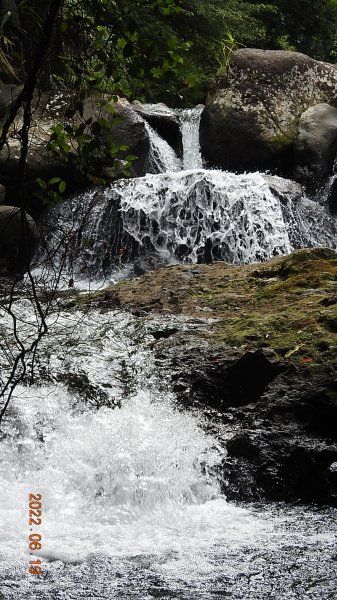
left=28, top=493, right=42, bottom=575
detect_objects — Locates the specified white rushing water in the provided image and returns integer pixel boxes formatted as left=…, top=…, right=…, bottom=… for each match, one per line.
left=178, top=106, right=204, bottom=170
left=43, top=169, right=337, bottom=280
left=144, top=121, right=182, bottom=174
left=39, top=106, right=337, bottom=282
left=117, top=170, right=293, bottom=263
left=2, top=104, right=337, bottom=598
left=0, top=306, right=263, bottom=597
left=1, top=303, right=337, bottom=599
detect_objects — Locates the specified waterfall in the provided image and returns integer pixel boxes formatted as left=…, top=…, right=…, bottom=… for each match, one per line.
left=0, top=303, right=265, bottom=588
left=1, top=298, right=337, bottom=598
left=144, top=121, right=182, bottom=174
left=43, top=169, right=337, bottom=280
left=178, top=106, right=204, bottom=170
left=115, top=171, right=337, bottom=262
left=133, top=102, right=203, bottom=171
left=118, top=170, right=293, bottom=263
left=38, top=101, right=337, bottom=283
left=3, top=102, right=337, bottom=598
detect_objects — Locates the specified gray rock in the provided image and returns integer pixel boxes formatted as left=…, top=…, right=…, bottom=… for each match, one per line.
left=133, top=252, right=169, bottom=276
left=200, top=49, right=337, bottom=175
left=83, top=96, right=151, bottom=177
left=0, top=184, right=6, bottom=204
left=0, top=84, right=22, bottom=118
left=294, top=103, right=337, bottom=183
left=0, top=206, right=39, bottom=275
left=263, top=175, right=303, bottom=203
left=227, top=434, right=260, bottom=459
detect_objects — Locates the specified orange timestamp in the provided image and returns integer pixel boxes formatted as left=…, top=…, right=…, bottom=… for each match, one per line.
left=28, top=493, right=42, bottom=575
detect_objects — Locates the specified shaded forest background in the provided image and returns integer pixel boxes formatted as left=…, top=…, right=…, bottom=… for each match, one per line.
left=1, top=0, right=337, bottom=106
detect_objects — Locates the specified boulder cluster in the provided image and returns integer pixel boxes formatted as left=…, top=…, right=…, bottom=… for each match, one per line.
left=200, top=49, right=337, bottom=190
left=96, top=248, right=337, bottom=506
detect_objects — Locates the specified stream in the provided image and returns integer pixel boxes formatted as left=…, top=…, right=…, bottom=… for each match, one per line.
left=0, top=106, right=337, bottom=599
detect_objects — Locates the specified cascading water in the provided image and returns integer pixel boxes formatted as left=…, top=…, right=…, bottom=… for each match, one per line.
left=40, top=105, right=337, bottom=281
left=177, top=105, right=204, bottom=170
left=43, top=169, right=337, bottom=280
left=2, top=104, right=337, bottom=598
left=1, top=301, right=337, bottom=599
left=144, top=121, right=182, bottom=174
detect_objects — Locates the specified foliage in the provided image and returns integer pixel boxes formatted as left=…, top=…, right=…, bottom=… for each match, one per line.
left=215, top=31, right=243, bottom=76
left=47, top=109, right=137, bottom=186
left=48, top=0, right=190, bottom=103
left=35, top=176, right=67, bottom=208
left=1, top=0, right=337, bottom=206
left=0, top=0, right=191, bottom=100
left=252, top=0, right=337, bottom=61
left=2, top=0, right=337, bottom=107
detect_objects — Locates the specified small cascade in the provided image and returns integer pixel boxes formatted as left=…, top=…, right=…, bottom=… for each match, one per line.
left=39, top=188, right=129, bottom=282
left=118, top=170, right=293, bottom=263
left=178, top=106, right=204, bottom=170
left=144, top=121, right=181, bottom=174
left=43, top=170, right=337, bottom=280
left=321, top=157, right=337, bottom=212
left=40, top=101, right=337, bottom=282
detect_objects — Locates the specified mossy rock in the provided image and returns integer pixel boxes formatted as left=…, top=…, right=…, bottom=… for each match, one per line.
left=200, top=49, right=337, bottom=175
left=93, top=248, right=337, bottom=367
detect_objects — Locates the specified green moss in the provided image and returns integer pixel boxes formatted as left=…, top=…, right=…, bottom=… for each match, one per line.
left=193, top=251, right=337, bottom=363
left=89, top=249, right=337, bottom=367
left=319, top=314, right=337, bottom=332
left=264, top=124, right=298, bottom=151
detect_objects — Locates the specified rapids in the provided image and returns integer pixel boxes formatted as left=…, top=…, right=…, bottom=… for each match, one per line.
left=1, top=105, right=337, bottom=599
left=0, top=306, right=337, bottom=598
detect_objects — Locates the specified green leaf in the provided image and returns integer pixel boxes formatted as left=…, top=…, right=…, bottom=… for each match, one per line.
left=59, top=180, right=66, bottom=193
left=117, top=37, right=127, bottom=50
left=36, top=178, right=47, bottom=190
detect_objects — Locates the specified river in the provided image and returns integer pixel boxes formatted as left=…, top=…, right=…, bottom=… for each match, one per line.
left=0, top=105, right=336, bottom=599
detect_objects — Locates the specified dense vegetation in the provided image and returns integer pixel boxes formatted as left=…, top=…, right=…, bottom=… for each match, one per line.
left=1, top=0, right=337, bottom=208
left=1, top=0, right=337, bottom=105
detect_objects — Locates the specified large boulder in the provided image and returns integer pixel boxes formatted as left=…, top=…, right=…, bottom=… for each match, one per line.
left=0, top=93, right=151, bottom=199
left=97, top=248, right=337, bottom=505
left=200, top=49, right=337, bottom=175
left=294, top=103, right=337, bottom=183
left=0, top=205, right=39, bottom=275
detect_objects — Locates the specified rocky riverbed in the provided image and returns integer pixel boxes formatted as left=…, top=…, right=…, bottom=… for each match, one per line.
left=84, top=247, right=337, bottom=506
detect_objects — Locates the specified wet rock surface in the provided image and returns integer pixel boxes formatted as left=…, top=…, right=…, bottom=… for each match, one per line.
left=168, top=344, right=337, bottom=505
left=92, top=248, right=337, bottom=505
left=200, top=49, right=337, bottom=176
left=0, top=205, right=40, bottom=275
left=294, top=103, right=337, bottom=184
